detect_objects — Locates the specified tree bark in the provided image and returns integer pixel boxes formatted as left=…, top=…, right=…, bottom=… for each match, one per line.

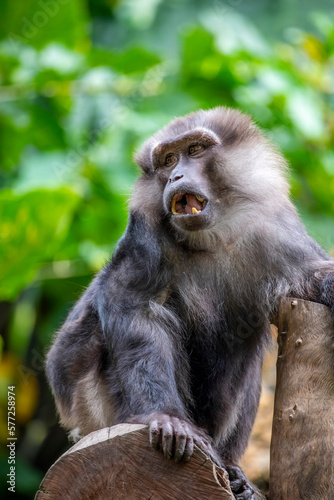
left=269, top=298, right=334, bottom=499
left=35, top=424, right=235, bottom=500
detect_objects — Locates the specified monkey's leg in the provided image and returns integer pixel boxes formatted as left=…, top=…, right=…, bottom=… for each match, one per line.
left=217, top=362, right=262, bottom=499
left=46, top=301, right=117, bottom=437
left=66, top=365, right=116, bottom=438
left=225, top=465, right=254, bottom=500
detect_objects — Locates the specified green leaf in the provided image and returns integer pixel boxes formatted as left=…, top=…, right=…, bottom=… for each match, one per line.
left=0, top=188, right=80, bottom=300
left=0, top=0, right=88, bottom=50
left=89, top=46, right=161, bottom=74
left=286, top=89, right=326, bottom=140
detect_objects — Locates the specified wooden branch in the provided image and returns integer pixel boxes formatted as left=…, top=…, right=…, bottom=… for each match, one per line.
left=35, top=424, right=234, bottom=499
left=270, top=298, right=334, bottom=499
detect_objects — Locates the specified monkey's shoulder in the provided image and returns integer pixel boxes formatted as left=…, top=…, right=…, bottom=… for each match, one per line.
left=97, top=212, right=171, bottom=297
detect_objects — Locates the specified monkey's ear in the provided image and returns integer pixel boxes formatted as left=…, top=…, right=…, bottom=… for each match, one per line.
left=133, top=146, right=154, bottom=174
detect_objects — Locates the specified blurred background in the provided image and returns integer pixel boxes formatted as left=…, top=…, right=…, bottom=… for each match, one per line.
left=0, top=0, right=334, bottom=497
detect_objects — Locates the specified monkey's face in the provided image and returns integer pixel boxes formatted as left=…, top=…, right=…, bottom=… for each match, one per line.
left=134, top=107, right=290, bottom=236
left=151, top=128, right=221, bottom=232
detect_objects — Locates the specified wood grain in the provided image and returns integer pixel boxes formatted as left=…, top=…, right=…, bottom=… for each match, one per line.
left=270, top=298, right=334, bottom=499
left=35, top=424, right=234, bottom=499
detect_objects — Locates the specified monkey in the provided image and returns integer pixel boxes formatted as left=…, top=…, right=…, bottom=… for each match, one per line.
left=46, top=107, right=334, bottom=499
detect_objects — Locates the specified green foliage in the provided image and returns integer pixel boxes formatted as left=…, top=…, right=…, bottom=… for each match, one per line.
left=0, top=188, right=80, bottom=300
left=0, top=0, right=333, bottom=497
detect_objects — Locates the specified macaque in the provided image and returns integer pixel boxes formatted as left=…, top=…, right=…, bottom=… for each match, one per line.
left=47, top=107, right=334, bottom=499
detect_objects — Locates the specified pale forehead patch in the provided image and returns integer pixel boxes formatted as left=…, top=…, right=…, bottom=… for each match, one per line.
left=191, top=126, right=221, bottom=144
left=150, top=126, right=221, bottom=167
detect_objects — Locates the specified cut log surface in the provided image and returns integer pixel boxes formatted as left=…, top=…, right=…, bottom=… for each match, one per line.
left=270, top=298, right=334, bottom=500
left=35, top=424, right=234, bottom=500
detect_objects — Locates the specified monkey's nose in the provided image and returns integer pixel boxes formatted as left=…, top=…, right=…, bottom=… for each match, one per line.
left=169, top=174, right=183, bottom=183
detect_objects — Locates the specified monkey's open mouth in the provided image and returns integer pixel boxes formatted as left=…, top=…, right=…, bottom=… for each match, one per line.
left=171, top=193, right=208, bottom=216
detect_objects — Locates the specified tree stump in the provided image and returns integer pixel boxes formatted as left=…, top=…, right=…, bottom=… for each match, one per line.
left=35, top=424, right=234, bottom=499
left=270, top=298, right=334, bottom=499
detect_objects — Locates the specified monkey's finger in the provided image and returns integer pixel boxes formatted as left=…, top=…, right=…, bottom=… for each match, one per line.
left=174, top=431, right=187, bottom=462
left=229, top=478, right=246, bottom=491
left=193, top=437, right=211, bottom=455
left=235, top=490, right=254, bottom=500
left=161, top=422, right=174, bottom=459
left=193, top=438, right=221, bottom=467
left=149, top=420, right=161, bottom=450
left=183, top=435, right=194, bottom=462
left=226, top=465, right=238, bottom=480
left=209, top=453, right=222, bottom=468
left=170, top=417, right=187, bottom=462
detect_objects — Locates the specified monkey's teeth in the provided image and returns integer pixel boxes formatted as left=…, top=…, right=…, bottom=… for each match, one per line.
left=171, top=197, right=177, bottom=214
left=192, top=207, right=201, bottom=214
left=196, top=195, right=204, bottom=202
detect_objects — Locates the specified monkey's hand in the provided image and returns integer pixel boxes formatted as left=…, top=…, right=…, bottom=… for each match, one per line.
left=226, top=465, right=255, bottom=500
left=149, top=413, right=221, bottom=464
left=130, top=412, right=220, bottom=464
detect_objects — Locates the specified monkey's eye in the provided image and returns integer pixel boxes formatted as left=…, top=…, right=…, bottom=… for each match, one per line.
left=188, top=144, right=203, bottom=155
left=165, top=154, right=177, bottom=166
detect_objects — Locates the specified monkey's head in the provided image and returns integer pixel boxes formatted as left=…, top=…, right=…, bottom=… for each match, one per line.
left=133, top=107, right=290, bottom=235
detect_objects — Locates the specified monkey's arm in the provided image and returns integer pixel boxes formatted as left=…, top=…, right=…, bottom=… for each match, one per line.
left=318, top=269, right=334, bottom=315
left=306, top=269, right=334, bottom=321
left=95, top=213, right=187, bottom=421
left=96, top=214, right=218, bottom=462
left=299, top=233, right=334, bottom=315
left=298, top=241, right=334, bottom=316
